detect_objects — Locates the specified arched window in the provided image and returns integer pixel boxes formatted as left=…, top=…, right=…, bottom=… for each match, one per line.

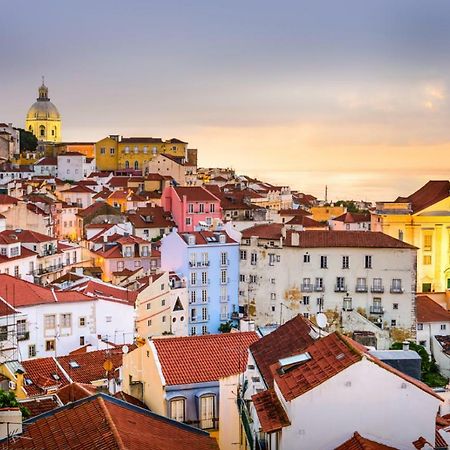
left=134, top=161, right=139, bottom=170
left=199, top=394, right=216, bottom=429
left=125, top=161, right=129, bottom=169
left=169, top=397, right=186, bottom=422
left=39, top=125, right=45, bottom=137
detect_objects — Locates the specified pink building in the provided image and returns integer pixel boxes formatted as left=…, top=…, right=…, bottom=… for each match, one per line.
left=161, top=186, right=222, bottom=232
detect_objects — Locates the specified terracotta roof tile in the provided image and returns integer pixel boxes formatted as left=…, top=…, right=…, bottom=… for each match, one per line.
left=0, top=394, right=220, bottom=450
left=250, top=315, right=316, bottom=386
left=395, top=180, right=450, bottom=213
left=332, top=212, right=371, bottom=223
left=19, top=396, right=61, bottom=418
left=61, top=184, right=95, bottom=194
left=113, top=391, right=148, bottom=409
left=153, top=332, right=259, bottom=385
left=416, top=295, right=450, bottom=323
left=241, top=223, right=284, bottom=240
left=174, top=186, right=221, bottom=202
left=251, top=389, right=290, bottom=433
left=0, top=229, right=54, bottom=243
left=0, top=194, right=18, bottom=205
left=56, top=382, right=98, bottom=404
left=335, top=432, right=398, bottom=449
left=286, top=215, right=327, bottom=228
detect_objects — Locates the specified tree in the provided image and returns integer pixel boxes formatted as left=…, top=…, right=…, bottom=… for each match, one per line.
left=0, top=389, right=30, bottom=419
left=16, top=128, right=38, bottom=152
left=218, top=321, right=233, bottom=333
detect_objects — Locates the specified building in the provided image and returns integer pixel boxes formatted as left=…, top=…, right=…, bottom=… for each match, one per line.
left=0, top=393, right=219, bottom=450
left=146, top=153, right=197, bottom=185
left=122, top=331, right=258, bottom=441
left=25, top=79, right=61, bottom=144
left=372, top=180, right=450, bottom=292
left=134, top=272, right=189, bottom=337
left=59, top=183, right=95, bottom=209
left=161, top=228, right=240, bottom=336
left=161, top=186, right=223, bottom=233
left=126, top=204, right=175, bottom=241
left=239, top=225, right=417, bottom=344
left=329, top=211, right=371, bottom=231
left=33, top=156, right=57, bottom=177
left=0, top=274, right=134, bottom=360
left=239, top=315, right=443, bottom=449
left=95, top=135, right=188, bottom=172
left=0, top=123, right=19, bottom=161
left=57, top=152, right=95, bottom=181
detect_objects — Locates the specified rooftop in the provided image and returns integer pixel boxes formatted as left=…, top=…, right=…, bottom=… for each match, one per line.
left=416, top=295, right=450, bottom=323
left=395, top=180, right=450, bottom=213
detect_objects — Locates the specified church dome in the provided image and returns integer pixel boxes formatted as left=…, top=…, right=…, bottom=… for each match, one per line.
left=26, top=81, right=61, bottom=121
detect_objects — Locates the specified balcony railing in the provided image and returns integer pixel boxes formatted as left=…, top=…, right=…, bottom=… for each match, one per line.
left=301, top=284, right=313, bottom=292
left=371, top=286, right=384, bottom=293
left=17, top=331, right=30, bottom=341
left=220, top=295, right=230, bottom=303
left=314, top=285, right=325, bottom=292
left=390, top=286, right=404, bottom=294
left=335, top=285, right=347, bottom=292
left=369, top=306, right=384, bottom=315
left=189, top=261, right=210, bottom=268
left=355, top=285, right=368, bottom=293
left=32, top=264, right=65, bottom=276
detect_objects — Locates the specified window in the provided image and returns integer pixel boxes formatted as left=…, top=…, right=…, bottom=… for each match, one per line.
left=336, top=277, right=345, bottom=291
left=417, top=323, right=424, bottom=331
left=249, top=275, right=257, bottom=283
left=190, top=290, right=196, bottom=304
left=423, top=255, right=432, bottom=265
left=202, top=325, right=208, bottom=335
left=0, top=326, right=7, bottom=341
left=188, top=203, right=194, bottom=213
left=422, top=283, right=432, bottom=293
left=141, top=246, right=149, bottom=256
left=17, top=319, right=26, bottom=335
left=391, top=320, right=397, bottom=327
left=170, top=398, right=186, bottom=422
left=303, top=296, right=310, bottom=305
left=240, top=250, right=247, bottom=260
left=320, top=256, right=327, bottom=269
left=201, top=271, right=207, bottom=285
left=221, top=252, right=228, bottom=266
left=303, top=313, right=310, bottom=318
left=147, top=319, right=152, bottom=326
left=210, top=203, right=215, bottom=213
left=190, top=272, right=197, bottom=286
left=106, top=316, right=112, bottom=323
left=398, top=230, right=403, bottom=241
left=46, top=340, right=55, bottom=351
left=134, top=161, right=139, bottom=170
left=190, top=326, right=197, bottom=335
left=199, top=203, right=205, bottom=213
left=60, top=313, right=71, bottom=328
left=11, top=246, right=19, bottom=257
left=391, top=279, right=403, bottom=293
left=303, top=253, right=310, bottom=263
left=14, top=266, right=19, bottom=277
left=146, top=302, right=151, bottom=310
left=186, top=217, right=192, bottom=226
left=393, top=303, right=399, bottom=310
left=221, top=270, right=227, bottom=284
left=162, top=316, right=166, bottom=323
left=365, top=255, right=372, bottom=269
left=251, top=253, right=257, bottom=265
left=270, top=293, right=276, bottom=300
left=202, top=307, right=208, bottom=321
left=100, top=147, right=106, bottom=155
left=161, top=299, right=166, bottom=306
left=240, top=274, right=246, bottom=282
left=342, top=256, right=349, bottom=269
left=44, top=314, right=56, bottom=330
left=268, top=253, right=276, bottom=266
left=423, top=234, right=432, bottom=251
left=356, top=277, right=367, bottom=291
left=28, top=345, right=36, bottom=358
left=441, top=324, right=447, bottom=331
left=110, top=148, right=115, bottom=155
left=200, top=395, right=216, bottom=429
left=80, top=336, right=85, bottom=346
left=314, top=277, right=324, bottom=290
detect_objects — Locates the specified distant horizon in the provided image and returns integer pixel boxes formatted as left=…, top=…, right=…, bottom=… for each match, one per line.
left=2, top=0, right=449, bottom=201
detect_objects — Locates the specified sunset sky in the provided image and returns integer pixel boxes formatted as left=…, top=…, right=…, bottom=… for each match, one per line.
left=1, top=0, right=449, bottom=200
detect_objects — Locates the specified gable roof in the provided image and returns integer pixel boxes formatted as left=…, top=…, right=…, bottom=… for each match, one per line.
left=152, top=331, right=259, bottom=385
left=395, top=180, right=450, bottom=213
left=335, top=432, right=398, bottom=449
left=241, top=223, right=284, bottom=240
left=0, top=194, right=18, bottom=205
left=0, top=229, right=54, bottom=244
left=250, top=315, right=316, bottom=387
left=251, top=389, right=290, bottom=433
left=416, top=295, right=450, bottom=323
left=61, top=184, right=95, bottom=194
left=173, top=186, right=220, bottom=202
left=332, top=212, right=371, bottom=223
left=0, top=394, right=219, bottom=450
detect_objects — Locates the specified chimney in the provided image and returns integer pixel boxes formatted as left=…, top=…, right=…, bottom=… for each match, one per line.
left=402, top=341, right=410, bottom=351
left=0, top=408, right=22, bottom=439
left=103, top=234, right=108, bottom=243
left=75, top=267, right=83, bottom=276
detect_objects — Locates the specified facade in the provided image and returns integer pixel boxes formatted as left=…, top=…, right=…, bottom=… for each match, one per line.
left=95, top=135, right=188, bottom=172
left=126, top=205, right=175, bottom=241
left=2, top=201, right=54, bottom=236
left=135, top=272, right=189, bottom=337
left=239, top=315, right=442, bottom=450
left=59, top=184, right=94, bottom=209
left=0, top=123, right=19, bottom=160
left=239, top=225, right=417, bottom=342
left=329, top=211, right=371, bottom=231
left=57, top=152, right=95, bottom=181
left=33, top=156, right=57, bottom=177
left=161, top=186, right=223, bottom=233
left=161, top=228, right=240, bottom=336
left=122, top=331, right=258, bottom=441
left=25, top=80, right=61, bottom=144
left=146, top=153, right=197, bottom=185
left=372, top=180, right=450, bottom=292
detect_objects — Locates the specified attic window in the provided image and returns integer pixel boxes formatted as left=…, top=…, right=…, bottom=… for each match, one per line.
left=69, top=360, right=80, bottom=369
left=336, top=353, right=345, bottom=361
left=24, top=378, right=33, bottom=386
left=278, top=352, right=312, bottom=374
left=51, top=373, right=60, bottom=381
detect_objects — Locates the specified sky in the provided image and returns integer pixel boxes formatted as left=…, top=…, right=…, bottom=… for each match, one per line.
left=1, top=0, right=449, bottom=201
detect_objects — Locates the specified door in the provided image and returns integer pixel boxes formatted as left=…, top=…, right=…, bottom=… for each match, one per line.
left=200, top=395, right=215, bottom=429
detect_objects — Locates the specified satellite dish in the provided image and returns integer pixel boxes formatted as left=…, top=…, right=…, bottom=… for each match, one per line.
left=122, top=345, right=129, bottom=354
left=316, top=312, right=328, bottom=329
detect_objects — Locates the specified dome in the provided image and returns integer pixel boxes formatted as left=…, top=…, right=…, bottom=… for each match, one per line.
left=26, top=81, right=61, bottom=121
left=26, top=100, right=60, bottom=121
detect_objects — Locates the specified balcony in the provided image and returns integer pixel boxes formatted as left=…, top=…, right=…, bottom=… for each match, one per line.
left=220, top=313, right=229, bottom=320
left=314, top=285, right=325, bottom=292
left=17, top=331, right=30, bottom=341
left=334, top=285, right=347, bottom=293
left=231, top=311, right=240, bottom=320
left=390, top=286, right=404, bottom=294
left=301, top=284, right=313, bottom=292
left=220, top=259, right=230, bottom=267
left=220, top=295, right=230, bottom=303
left=189, top=261, right=210, bottom=268
left=355, top=285, right=368, bottom=293
left=369, top=305, right=384, bottom=315
left=371, top=286, right=384, bottom=293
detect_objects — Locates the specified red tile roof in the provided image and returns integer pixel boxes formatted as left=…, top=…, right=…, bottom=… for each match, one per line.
left=332, top=212, right=371, bottom=223
left=126, top=205, right=174, bottom=229
left=153, top=331, right=259, bottom=385
left=35, top=157, right=57, bottom=166
left=284, top=230, right=416, bottom=249
left=286, top=215, right=327, bottom=228
left=19, top=396, right=61, bottom=418
left=0, top=194, right=18, bottom=205
left=71, top=279, right=137, bottom=305
left=174, top=186, right=221, bottom=202
left=335, top=432, right=398, bottom=449
left=250, top=315, right=316, bottom=386
left=122, top=136, right=164, bottom=143
left=416, top=295, right=450, bottom=323
left=251, top=389, right=290, bottom=433
left=0, top=275, right=92, bottom=307
left=1, top=394, right=219, bottom=450
left=0, top=229, right=54, bottom=243
left=395, top=180, right=450, bottom=213
left=0, top=245, right=37, bottom=263
left=241, top=223, right=284, bottom=240
left=113, top=391, right=148, bottom=409
left=61, top=184, right=95, bottom=194
left=180, top=230, right=238, bottom=245
left=56, top=382, right=98, bottom=404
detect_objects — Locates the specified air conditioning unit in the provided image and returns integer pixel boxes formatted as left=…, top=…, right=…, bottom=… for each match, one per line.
left=8, top=381, right=16, bottom=390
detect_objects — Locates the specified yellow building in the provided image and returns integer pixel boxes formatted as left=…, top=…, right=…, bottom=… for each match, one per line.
left=372, top=180, right=450, bottom=293
left=25, top=79, right=62, bottom=144
left=310, top=205, right=346, bottom=222
left=95, top=135, right=187, bottom=171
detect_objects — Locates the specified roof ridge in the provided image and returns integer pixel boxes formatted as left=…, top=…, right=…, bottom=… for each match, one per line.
left=99, top=396, right=127, bottom=450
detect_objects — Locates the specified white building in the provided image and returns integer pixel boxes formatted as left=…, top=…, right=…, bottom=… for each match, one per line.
left=33, top=157, right=57, bottom=177
left=59, top=184, right=95, bottom=209
left=57, top=152, right=95, bottom=182
left=0, top=274, right=135, bottom=360
left=329, top=211, right=371, bottom=231
left=239, top=225, right=417, bottom=342
left=0, top=232, right=37, bottom=282
left=239, top=315, right=443, bottom=449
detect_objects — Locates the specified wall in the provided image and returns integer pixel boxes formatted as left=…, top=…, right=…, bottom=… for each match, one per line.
left=219, top=374, right=242, bottom=450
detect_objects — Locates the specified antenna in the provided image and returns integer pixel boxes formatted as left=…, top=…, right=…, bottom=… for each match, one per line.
left=325, top=185, right=328, bottom=203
